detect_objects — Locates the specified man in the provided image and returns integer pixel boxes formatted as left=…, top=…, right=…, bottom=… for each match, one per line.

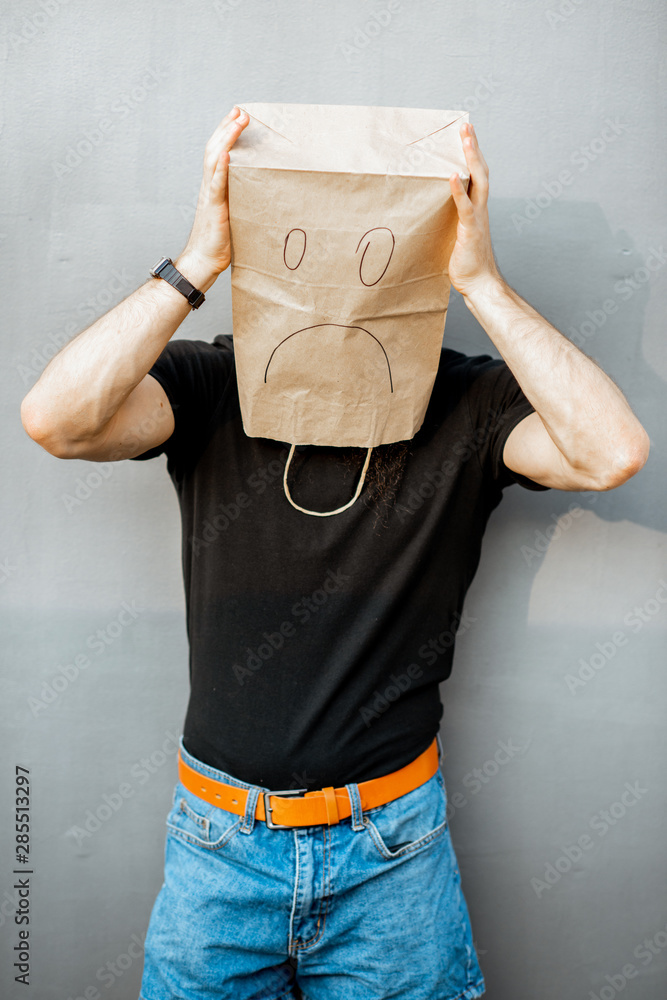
left=21, top=106, right=649, bottom=999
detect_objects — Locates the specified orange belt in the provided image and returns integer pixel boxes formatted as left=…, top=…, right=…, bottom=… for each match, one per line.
left=178, top=737, right=440, bottom=828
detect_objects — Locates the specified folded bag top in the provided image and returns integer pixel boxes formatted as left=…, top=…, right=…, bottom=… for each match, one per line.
left=227, top=103, right=469, bottom=514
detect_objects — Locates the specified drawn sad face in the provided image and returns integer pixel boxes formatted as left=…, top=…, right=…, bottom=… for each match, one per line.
left=229, top=170, right=453, bottom=447
left=262, top=225, right=398, bottom=405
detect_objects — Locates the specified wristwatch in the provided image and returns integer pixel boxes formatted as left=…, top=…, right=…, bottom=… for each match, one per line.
left=149, top=256, right=205, bottom=309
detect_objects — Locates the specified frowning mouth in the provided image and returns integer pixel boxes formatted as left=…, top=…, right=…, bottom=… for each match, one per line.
left=263, top=323, right=394, bottom=392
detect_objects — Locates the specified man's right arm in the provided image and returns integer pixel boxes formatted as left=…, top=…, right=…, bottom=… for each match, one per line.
left=20, top=251, right=219, bottom=461
left=20, top=105, right=248, bottom=462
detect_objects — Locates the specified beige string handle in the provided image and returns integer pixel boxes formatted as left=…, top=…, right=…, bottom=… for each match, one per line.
left=283, top=444, right=373, bottom=517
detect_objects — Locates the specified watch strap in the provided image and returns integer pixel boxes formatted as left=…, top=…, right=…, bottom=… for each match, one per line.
left=150, top=256, right=205, bottom=309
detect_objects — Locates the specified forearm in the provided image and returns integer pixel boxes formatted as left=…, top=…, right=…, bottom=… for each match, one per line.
left=463, top=276, right=649, bottom=478
left=21, top=250, right=218, bottom=444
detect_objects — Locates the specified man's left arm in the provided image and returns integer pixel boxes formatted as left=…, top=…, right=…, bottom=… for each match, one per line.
left=448, top=122, right=650, bottom=492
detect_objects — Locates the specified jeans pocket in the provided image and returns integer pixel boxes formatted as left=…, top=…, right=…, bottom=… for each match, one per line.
left=166, top=779, right=243, bottom=851
left=363, top=769, right=449, bottom=861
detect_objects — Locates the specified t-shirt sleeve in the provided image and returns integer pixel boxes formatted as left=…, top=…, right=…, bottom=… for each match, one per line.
left=129, top=334, right=235, bottom=475
left=465, top=354, right=551, bottom=491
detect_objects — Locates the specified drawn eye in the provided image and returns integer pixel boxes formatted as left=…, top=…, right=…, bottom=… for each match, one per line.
left=355, top=227, right=395, bottom=286
left=283, top=228, right=307, bottom=270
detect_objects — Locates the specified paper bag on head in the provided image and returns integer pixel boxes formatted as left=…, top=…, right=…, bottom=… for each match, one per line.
left=228, top=102, right=469, bottom=514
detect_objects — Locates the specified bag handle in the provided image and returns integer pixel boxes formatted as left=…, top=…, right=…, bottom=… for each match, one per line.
left=283, top=444, right=373, bottom=517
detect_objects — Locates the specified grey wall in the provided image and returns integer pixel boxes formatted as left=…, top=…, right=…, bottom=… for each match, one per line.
left=2, top=1, right=665, bottom=997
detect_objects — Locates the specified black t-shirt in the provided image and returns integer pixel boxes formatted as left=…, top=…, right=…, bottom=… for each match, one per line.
left=131, top=334, right=549, bottom=789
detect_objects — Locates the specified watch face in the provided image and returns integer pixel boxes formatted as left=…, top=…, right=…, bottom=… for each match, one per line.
left=150, top=256, right=170, bottom=276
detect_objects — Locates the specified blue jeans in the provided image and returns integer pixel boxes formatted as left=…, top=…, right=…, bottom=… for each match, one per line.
left=139, top=735, right=486, bottom=1000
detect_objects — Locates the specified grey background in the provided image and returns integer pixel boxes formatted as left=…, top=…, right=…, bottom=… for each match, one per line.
left=1, top=0, right=665, bottom=997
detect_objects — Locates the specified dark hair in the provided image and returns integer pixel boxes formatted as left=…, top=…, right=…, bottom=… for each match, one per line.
left=340, top=440, right=411, bottom=526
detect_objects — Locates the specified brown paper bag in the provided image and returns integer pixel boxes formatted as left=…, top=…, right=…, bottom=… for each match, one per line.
left=228, top=102, right=470, bottom=454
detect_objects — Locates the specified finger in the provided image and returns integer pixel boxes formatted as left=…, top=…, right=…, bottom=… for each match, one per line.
left=207, top=105, right=242, bottom=147
left=470, top=124, right=489, bottom=174
left=204, top=111, right=248, bottom=176
left=461, top=129, right=489, bottom=204
left=449, top=173, right=475, bottom=223
left=204, top=107, right=245, bottom=166
left=222, top=109, right=248, bottom=151
left=210, top=149, right=231, bottom=201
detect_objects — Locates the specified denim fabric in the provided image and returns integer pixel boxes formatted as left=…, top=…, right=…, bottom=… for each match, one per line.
left=139, top=735, right=486, bottom=1000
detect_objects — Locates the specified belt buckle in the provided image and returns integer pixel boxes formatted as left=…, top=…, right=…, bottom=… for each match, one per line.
left=263, top=787, right=308, bottom=829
